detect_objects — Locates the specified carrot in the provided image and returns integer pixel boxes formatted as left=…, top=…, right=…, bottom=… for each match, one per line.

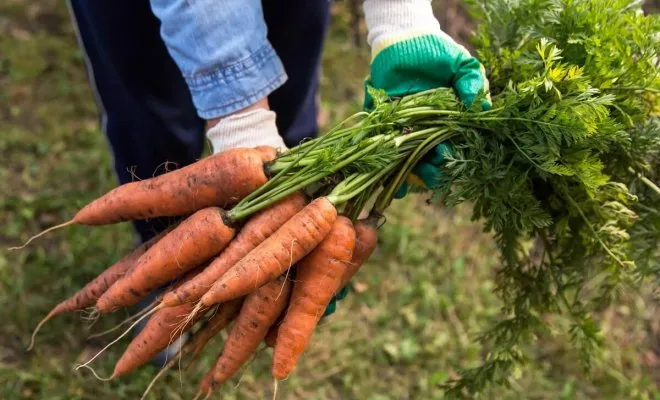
left=161, top=192, right=306, bottom=307
left=264, top=215, right=374, bottom=353
left=111, top=268, right=214, bottom=379
left=137, top=302, right=244, bottom=400
left=8, top=147, right=275, bottom=250
left=199, top=197, right=338, bottom=307
left=96, top=207, right=235, bottom=312
left=340, top=215, right=378, bottom=288
left=76, top=146, right=276, bottom=225
left=111, top=303, right=198, bottom=378
left=74, top=267, right=208, bottom=378
left=141, top=299, right=243, bottom=391
left=272, top=216, right=356, bottom=380
left=27, top=226, right=174, bottom=350
left=197, top=367, right=215, bottom=399
left=210, top=276, right=292, bottom=387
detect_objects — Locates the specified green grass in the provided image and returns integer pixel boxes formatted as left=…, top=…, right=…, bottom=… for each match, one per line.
left=0, top=1, right=658, bottom=399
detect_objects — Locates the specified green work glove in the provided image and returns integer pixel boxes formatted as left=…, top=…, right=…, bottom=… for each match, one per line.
left=323, top=285, right=350, bottom=317
left=363, top=0, right=491, bottom=197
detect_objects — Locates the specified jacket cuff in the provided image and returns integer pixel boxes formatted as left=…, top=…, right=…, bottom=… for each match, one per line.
left=185, top=43, right=287, bottom=119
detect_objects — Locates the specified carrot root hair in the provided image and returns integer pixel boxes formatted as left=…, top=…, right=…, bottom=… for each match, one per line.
left=272, top=378, right=279, bottom=400
left=87, top=301, right=159, bottom=339
left=76, top=364, right=115, bottom=381
left=8, top=220, right=75, bottom=251
left=187, top=302, right=206, bottom=328
left=74, top=304, right=163, bottom=372
left=140, top=356, right=177, bottom=400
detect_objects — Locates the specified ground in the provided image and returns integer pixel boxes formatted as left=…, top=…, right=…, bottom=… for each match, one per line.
left=0, top=1, right=658, bottom=399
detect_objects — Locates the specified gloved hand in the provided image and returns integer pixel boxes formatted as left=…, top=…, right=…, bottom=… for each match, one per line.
left=363, top=0, right=491, bottom=197
left=325, top=0, right=492, bottom=318
left=206, top=105, right=287, bottom=154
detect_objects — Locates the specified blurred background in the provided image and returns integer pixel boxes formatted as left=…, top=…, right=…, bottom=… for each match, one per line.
left=0, top=1, right=658, bottom=399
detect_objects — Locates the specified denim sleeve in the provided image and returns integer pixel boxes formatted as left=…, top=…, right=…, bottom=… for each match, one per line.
left=149, top=0, right=287, bottom=119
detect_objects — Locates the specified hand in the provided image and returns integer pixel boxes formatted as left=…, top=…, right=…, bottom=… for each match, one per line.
left=363, top=0, right=490, bottom=197
left=323, top=285, right=349, bottom=317
left=206, top=98, right=287, bottom=154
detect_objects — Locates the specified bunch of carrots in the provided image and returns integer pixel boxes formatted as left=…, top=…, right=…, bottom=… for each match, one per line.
left=13, top=143, right=384, bottom=398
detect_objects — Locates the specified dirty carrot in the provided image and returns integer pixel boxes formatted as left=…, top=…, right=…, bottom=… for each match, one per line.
left=272, top=216, right=356, bottom=380
left=161, top=192, right=306, bottom=307
left=200, top=197, right=337, bottom=307
left=210, top=276, right=292, bottom=387
left=96, top=207, right=235, bottom=312
left=9, top=147, right=275, bottom=249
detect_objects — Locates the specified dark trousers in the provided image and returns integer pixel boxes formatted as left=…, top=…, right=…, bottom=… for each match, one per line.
left=69, top=0, right=330, bottom=243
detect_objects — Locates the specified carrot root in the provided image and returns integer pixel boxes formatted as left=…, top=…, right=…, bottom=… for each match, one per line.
left=8, top=220, right=75, bottom=250
left=77, top=364, right=115, bottom=381
left=87, top=301, right=158, bottom=340
left=272, top=378, right=279, bottom=400
left=140, top=356, right=178, bottom=400
left=27, top=305, right=63, bottom=351
left=74, top=304, right=163, bottom=372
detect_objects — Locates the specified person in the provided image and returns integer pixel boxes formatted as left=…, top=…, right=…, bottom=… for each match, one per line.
left=68, top=0, right=488, bottom=363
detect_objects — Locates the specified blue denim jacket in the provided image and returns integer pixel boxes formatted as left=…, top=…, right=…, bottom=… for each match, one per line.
left=150, top=0, right=287, bottom=119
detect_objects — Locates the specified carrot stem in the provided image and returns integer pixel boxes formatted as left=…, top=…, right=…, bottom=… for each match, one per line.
left=231, top=135, right=393, bottom=220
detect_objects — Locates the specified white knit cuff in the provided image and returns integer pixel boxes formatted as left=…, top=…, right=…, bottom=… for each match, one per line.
left=206, top=108, right=287, bottom=154
left=363, top=0, right=442, bottom=56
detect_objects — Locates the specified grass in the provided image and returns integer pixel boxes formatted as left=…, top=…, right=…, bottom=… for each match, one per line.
left=0, top=1, right=658, bottom=399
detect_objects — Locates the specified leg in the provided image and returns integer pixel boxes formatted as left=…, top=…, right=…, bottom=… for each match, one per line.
left=68, top=0, right=206, bottom=243
left=262, top=0, right=331, bottom=147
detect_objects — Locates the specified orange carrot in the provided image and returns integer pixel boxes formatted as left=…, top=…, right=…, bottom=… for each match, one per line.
left=210, top=276, right=292, bottom=387
left=111, top=303, right=194, bottom=378
left=27, top=226, right=174, bottom=350
left=272, top=216, right=356, bottom=380
left=75, top=146, right=276, bottom=225
left=161, top=192, right=306, bottom=307
left=340, top=215, right=378, bottom=288
left=200, top=197, right=337, bottom=307
left=111, top=267, right=210, bottom=378
left=9, top=147, right=276, bottom=250
left=197, top=367, right=215, bottom=398
left=96, top=207, right=235, bottom=313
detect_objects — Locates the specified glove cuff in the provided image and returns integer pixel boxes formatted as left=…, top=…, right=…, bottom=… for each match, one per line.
left=363, top=0, right=441, bottom=58
left=206, top=108, right=287, bottom=154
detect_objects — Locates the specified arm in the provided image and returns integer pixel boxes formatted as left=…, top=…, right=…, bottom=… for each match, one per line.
left=149, top=0, right=286, bottom=151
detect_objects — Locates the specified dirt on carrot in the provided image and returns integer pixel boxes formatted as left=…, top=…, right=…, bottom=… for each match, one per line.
left=96, top=207, right=235, bottom=312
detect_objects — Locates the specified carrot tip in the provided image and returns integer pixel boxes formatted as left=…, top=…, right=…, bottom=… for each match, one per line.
left=8, top=220, right=75, bottom=251
left=272, top=378, right=279, bottom=400
left=27, top=307, right=60, bottom=351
